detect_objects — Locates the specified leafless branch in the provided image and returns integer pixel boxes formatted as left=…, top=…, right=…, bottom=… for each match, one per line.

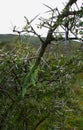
left=17, top=0, right=81, bottom=98
left=24, top=16, right=44, bottom=43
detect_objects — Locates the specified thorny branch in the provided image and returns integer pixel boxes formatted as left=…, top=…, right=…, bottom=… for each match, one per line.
left=13, top=0, right=82, bottom=98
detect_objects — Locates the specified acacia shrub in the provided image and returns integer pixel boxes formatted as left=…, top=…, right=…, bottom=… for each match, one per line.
left=0, top=42, right=83, bottom=130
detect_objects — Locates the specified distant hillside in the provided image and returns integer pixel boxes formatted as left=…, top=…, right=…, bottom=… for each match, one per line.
left=0, top=34, right=43, bottom=45
left=0, top=34, right=18, bottom=44
left=0, top=34, right=82, bottom=53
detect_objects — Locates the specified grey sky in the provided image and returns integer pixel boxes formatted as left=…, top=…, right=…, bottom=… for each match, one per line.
left=0, top=0, right=82, bottom=34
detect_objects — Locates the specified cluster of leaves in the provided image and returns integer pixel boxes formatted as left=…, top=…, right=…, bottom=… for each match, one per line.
left=0, top=42, right=83, bottom=130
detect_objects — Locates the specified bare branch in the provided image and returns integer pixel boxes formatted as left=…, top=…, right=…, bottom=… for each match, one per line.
left=66, top=0, right=77, bottom=8
left=19, top=0, right=81, bottom=98
left=24, top=16, right=45, bottom=43
left=43, top=3, right=54, bottom=11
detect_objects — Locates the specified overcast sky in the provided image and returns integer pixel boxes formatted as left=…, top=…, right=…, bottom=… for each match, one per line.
left=0, top=0, right=82, bottom=34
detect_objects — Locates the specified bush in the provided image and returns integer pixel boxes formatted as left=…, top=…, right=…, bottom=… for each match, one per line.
left=0, top=42, right=83, bottom=130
